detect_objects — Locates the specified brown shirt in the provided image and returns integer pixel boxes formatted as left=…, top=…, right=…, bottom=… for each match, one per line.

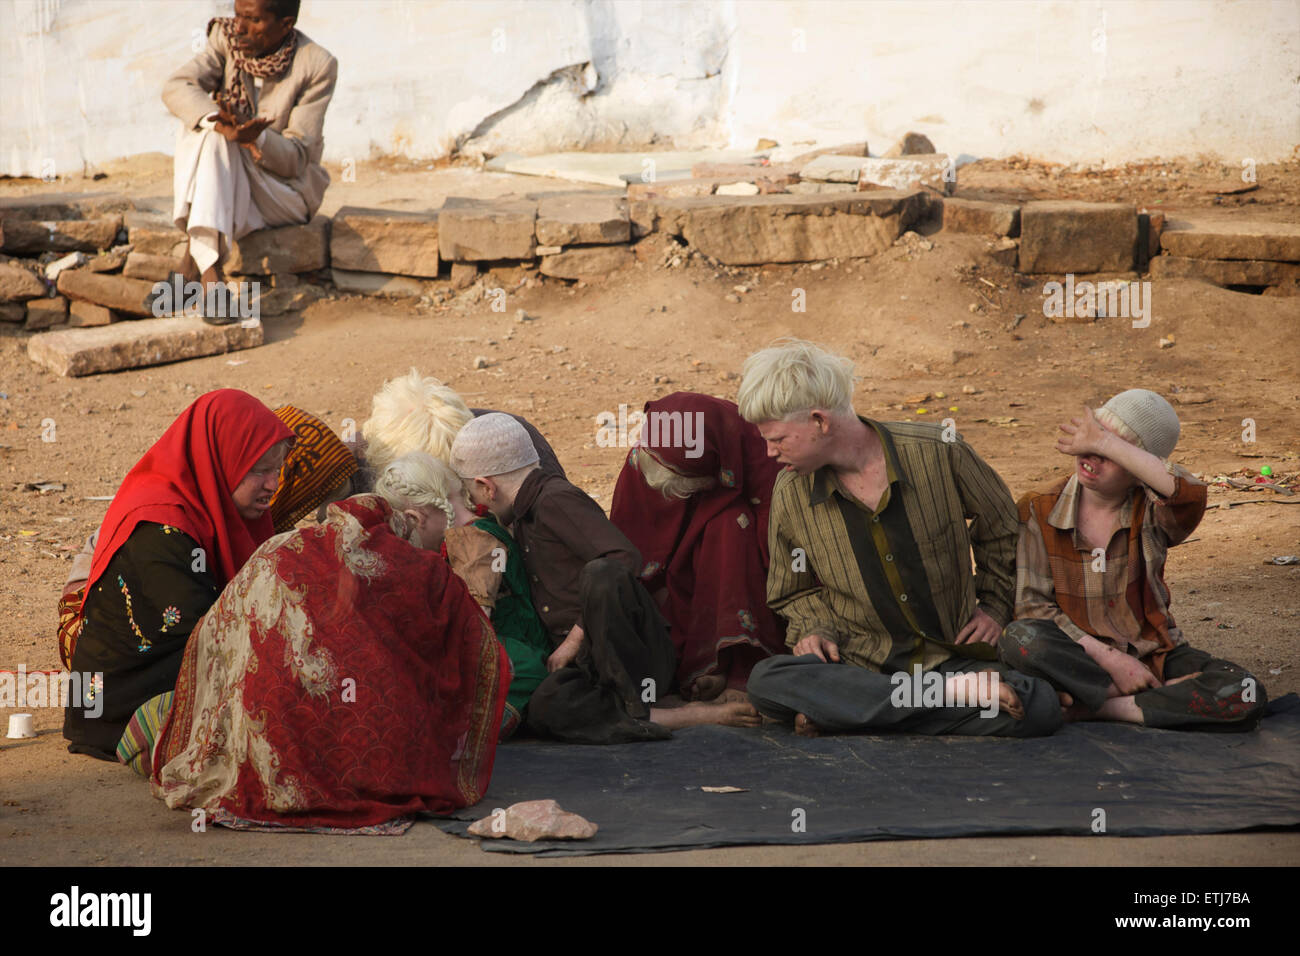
left=510, top=469, right=641, bottom=639
left=163, top=24, right=337, bottom=217
left=1015, top=463, right=1206, bottom=671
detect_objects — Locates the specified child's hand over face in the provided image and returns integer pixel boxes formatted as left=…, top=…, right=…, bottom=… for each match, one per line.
left=1056, top=407, right=1112, bottom=459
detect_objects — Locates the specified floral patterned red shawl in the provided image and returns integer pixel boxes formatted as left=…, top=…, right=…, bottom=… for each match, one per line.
left=149, top=495, right=508, bottom=828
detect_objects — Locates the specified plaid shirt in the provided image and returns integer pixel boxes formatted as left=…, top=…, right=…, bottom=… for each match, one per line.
left=766, top=419, right=1018, bottom=673
left=1014, top=463, right=1206, bottom=675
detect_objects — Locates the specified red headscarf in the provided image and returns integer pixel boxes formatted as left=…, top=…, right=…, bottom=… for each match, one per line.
left=84, top=389, right=295, bottom=596
left=610, top=393, right=787, bottom=692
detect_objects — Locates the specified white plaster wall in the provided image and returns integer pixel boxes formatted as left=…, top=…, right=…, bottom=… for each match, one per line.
left=1, top=0, right=1297, bottom=179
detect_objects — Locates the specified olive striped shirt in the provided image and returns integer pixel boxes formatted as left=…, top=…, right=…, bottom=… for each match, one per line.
left=765, top=418, right=1018, bottom=672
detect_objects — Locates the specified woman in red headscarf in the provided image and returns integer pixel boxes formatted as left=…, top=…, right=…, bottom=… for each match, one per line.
left=610, top=392, right=787, bottom=701
left=63, top=389, right=294, bottom=760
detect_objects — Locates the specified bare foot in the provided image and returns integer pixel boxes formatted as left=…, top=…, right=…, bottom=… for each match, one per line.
left=1090, top=695, right=1145, bottom=724
left=794, top=713, right=821, bottom=738
left=685, top=674, right=726, bottom=702
left=943, top=672, right=1024, bottom=719
left=718, top=688, right=750, bottom=704
left=1164, top=671, right=1202, bottom=686
left=650, top=700, right=761, bottom=730
left=997, top=679, right=1025, bottom=720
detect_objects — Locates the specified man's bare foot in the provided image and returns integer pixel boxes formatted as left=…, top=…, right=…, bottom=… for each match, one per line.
left=1058, top=691, right=1094, bottom=722
left=1164, top=671, right=1202, bottom=686
left=686, top=674, right=727, bottom=702
left=794, top=713, right=821, bottom=738
left=943, top=672, right=1024, bottom=719
left=650, top=700, right=761, bottom=730
left=719, top=688, right=750, bottom=704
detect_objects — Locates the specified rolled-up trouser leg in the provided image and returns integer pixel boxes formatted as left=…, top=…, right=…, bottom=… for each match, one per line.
left=525, top=558, right=676, bottom=744
left=999, top=618, right=1112, bottom=712
left=1135, top=644, right=1267, bottom=731
left=747, top=653, right=1062, bottom=738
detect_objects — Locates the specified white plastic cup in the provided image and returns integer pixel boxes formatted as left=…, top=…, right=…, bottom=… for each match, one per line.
left=5, top=713, right=35, bottom=739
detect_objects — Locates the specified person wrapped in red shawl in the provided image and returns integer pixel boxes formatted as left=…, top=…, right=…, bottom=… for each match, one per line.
left=62, top=389, right=295, bottom=760
left=610, top=393, right=788, bottom=701
left=144, top=458, right=508, bottom=831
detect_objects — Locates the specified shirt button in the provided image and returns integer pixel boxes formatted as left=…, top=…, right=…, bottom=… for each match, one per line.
left=532, top=575, right=539, bottom=582
left=885, top=553, right=894, bottom=562
left=1108, top=599, right=1115, bottom=607
left=542, top=605, right=549, bottom=613
left=872, top=516, right=880, bottom=523
left=899, top=593, right=908, bottom=602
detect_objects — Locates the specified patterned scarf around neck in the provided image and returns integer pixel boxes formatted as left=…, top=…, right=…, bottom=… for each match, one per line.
left=207, top=16, right=298, bottom=122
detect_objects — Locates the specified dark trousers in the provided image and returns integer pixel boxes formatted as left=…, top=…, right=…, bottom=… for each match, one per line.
left=999, top=619, right=1267, bottom=731
left=525, top=558, right=677, bottom=744
left=746, top=653, right=1063, bottom=738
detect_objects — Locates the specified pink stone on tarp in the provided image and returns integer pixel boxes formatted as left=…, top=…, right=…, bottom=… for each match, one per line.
left=467, top=799, right=598, bottom=842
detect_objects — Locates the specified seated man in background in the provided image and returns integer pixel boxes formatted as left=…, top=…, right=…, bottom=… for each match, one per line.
left=451, top=414, right=760, bottom=743
left=739, top=339, right=1063, bottom=738
left=1001, top=390, right=1266, bottom=730
left=161, top=0, right=336, bottom=321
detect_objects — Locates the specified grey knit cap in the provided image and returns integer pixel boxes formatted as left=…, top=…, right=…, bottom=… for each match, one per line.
left=1099, top=389, right=1180, bottom=459
left=450, top=412, right=539, bottom=479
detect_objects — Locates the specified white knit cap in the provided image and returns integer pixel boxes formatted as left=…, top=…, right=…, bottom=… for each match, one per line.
left=450, top=413, right=539, bottom=479
left=1099, top=389, right=1181, bottom=460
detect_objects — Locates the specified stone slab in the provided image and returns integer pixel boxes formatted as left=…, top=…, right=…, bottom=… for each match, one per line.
left=330, top=206, right=440, bottom=278
left=124, top=252, right=186, bottom=281
left=0, top=215, right=122, bottom=255
left=28, top=315, right=264, bottom=377
left=57, top=270, right=158, bottom=317
left=0, top=302, right=25, bottom=322
left=438, top=198, right=537, bottom=262
left=1159, top=220, right=1300, bottom=262
left=331, top=268, right=434, bottom=298
left=787, top=142, right=871, bottom=165
left=126, top=214, right=189, bottom=258
left=941, top=198, right=1020, bottom=237
left=800, top=154, right=867, bottom=183
left=88, top=249, right=130, bottom=273
left=535, top=195, right=629, bottom=246
left=494, top=150, right=759, bottom=188
left=786, top=181, right=858, bottom=195
left=0, top=192, right=137, bottom=221
left=659, top=190, right=925, bottom=265
left=1150, top=255, right=1300, bottom=286
left=539, top=244, right=633, bottom=279
left=226, top=216, right=330, bottom=275
left=25, top=296, right=68, bottom=330
left=0, top=262, right=47, bottom=301
left=68, top=300, right=117, bottom=327
left=858, top=156, right=954, bottom=195
left=1019, top=201, right=1137, bottom=274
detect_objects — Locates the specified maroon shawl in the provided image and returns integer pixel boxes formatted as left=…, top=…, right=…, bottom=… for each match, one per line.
left=610, top=393, right=786, bottom=694
left=150, top=495, right=508, bottom=828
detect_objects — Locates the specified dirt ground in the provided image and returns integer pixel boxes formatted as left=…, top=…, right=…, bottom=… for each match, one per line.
left=1, top=154, right=1298, bottom=866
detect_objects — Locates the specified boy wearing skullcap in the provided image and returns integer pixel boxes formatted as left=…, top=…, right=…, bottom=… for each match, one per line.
left=1001, top=390, right=1266, bottom=730
left=451, top=414, right=761, bottom=743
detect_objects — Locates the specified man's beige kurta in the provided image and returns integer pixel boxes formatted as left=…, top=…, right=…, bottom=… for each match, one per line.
left=163, top=23, right=337, bottom=272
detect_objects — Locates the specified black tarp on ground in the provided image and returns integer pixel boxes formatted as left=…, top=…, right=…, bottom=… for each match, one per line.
left=434, top=695, right=1300, bottom=856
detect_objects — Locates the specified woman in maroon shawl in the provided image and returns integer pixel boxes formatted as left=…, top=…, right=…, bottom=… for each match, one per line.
left=147, top=492, right=509, bottom=831
left=611, top=393, right=787, bottom=701
left=63, top=389, right=294, bottom=759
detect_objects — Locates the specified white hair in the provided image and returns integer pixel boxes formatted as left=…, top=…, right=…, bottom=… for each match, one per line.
left=737, top=338, right=855, bottom=424
left=374, top=451, right=458, bottom=524
left=633, top=447, right=717, bottom=499
left=361, top=369, right=473, bottom=474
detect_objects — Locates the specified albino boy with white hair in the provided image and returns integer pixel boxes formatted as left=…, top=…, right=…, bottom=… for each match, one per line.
left=739, top=339, right=1063, bottom=738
